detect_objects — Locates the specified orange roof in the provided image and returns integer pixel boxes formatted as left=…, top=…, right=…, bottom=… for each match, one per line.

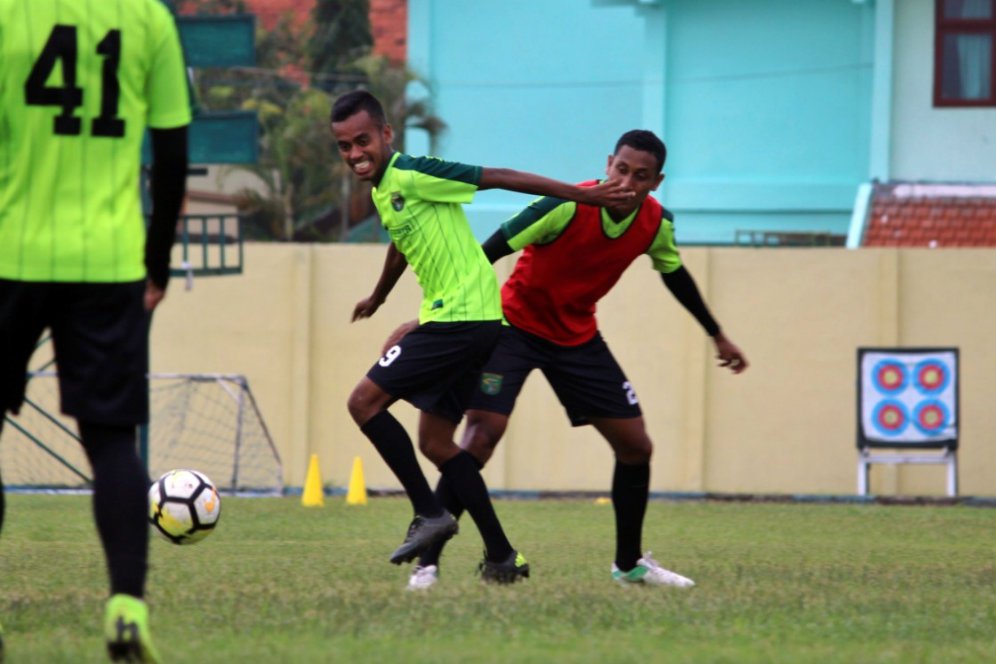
left=863, top=182, right=996, bottom=248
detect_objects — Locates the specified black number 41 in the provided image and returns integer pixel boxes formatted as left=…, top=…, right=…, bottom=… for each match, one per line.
left=24, top=24, right=125, bottom=138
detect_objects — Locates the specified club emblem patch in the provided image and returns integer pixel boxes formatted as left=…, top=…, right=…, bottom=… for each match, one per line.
left=391, top=192, right=405, bottom=211
left=480, top=373, right=503, bottom=395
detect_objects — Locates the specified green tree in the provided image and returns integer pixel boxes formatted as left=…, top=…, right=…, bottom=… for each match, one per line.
left=181, top=0, right=446, bottom=241
left=308, top=0, right=372, bottom=90
left=232, top=89, right=338, bottom=241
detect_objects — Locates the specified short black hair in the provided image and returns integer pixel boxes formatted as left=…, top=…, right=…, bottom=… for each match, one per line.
left=614, top=130, right=666, bottom=173
left=331, top=89, right=387, bottom=126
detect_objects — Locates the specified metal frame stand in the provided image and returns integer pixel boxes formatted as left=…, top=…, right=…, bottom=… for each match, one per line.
left=857, top=447, right=958, bottom=497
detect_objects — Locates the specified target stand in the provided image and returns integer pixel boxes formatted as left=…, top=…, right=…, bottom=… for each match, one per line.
left=856, top=348, right=959, bottom=497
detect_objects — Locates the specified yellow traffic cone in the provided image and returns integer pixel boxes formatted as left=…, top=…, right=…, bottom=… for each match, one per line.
left=346, top=456, right=367, bottom=505
left=301, top=454, right=324, bottom=507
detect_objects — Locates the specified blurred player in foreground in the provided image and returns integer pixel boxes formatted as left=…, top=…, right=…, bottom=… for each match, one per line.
left=0, top=0, right=190, bottom=659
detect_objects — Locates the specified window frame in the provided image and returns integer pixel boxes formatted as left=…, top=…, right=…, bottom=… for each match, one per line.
left=933, top=0, right=996, bottom=107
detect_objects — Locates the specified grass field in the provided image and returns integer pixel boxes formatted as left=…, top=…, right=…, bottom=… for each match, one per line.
left=1, top=494, right=994, bottom=663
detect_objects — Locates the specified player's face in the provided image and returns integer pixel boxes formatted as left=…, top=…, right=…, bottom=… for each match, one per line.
left=604, top=145, right=665, bottom=215
left=331, top=110, right=394, bottom=183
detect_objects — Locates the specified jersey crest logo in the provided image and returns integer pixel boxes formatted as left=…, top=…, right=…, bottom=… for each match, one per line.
left=480, top=373, right=503, bottom=395
left=391, top=192, right=406, bottom=211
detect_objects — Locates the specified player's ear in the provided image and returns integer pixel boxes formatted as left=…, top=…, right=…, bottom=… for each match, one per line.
left=605, top=154, right=614, bottom=175
left=382, top=123, right=394, bottom=145
left=652, top=172, right=665, bottom=190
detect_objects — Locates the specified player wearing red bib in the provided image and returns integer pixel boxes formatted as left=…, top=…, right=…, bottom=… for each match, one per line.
left=406, top=130, right=748, bottom=590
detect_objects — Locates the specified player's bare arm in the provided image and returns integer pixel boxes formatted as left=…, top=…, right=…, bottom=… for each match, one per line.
left=353, top=243, right=408, bottom=321
left=478, top=168, right=634, bottom=207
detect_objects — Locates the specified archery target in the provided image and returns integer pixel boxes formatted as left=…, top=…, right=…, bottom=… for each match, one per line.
left=859, top=349, right=957, bottom=446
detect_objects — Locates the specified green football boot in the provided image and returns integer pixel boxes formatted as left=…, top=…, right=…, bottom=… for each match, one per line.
left=104, top=594, right=161, bottom=663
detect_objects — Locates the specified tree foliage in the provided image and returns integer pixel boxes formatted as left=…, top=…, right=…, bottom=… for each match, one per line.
left=178, top=0, right=445, bottom=242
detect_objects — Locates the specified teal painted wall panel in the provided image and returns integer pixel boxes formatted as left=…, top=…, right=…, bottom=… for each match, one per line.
left=411, top=0, right=648, bottom=238
left=663, top=0, right=873, bottom=220
left=411, top=0, right=874, bottom=244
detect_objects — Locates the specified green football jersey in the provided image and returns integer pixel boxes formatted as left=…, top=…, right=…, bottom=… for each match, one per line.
left=0, top=0, right=191, bottom=283
left=372, top=152, right=502, bottom=323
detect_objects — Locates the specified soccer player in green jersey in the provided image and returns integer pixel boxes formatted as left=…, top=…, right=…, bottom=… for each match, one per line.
left=0, top=1, right=190, bottom=660
left=331, top=90, right=634, bottom=581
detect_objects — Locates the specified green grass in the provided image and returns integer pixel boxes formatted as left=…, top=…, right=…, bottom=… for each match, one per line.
left=2, top=495, right=994, bottom=663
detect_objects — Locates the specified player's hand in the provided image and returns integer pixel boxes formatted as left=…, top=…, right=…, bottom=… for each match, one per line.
left=577, top=179, right=635, bottom=208
left=383, top=319, right=418, bottom=354
left=352, top=295, right=383, bottom=321
left=713, top=333, right=748, bottom=374
left=144, top=279, right=166, bottom=312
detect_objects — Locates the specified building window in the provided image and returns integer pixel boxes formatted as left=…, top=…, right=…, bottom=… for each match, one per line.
left=934, top=0, right=996, bottom=106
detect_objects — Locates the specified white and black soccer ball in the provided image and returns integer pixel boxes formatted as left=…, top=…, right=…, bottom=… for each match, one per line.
left=148, top=469, right=221, bottom=545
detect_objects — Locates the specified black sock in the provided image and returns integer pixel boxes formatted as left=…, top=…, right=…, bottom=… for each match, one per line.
left=440, top=451, right=512, bottom=562
left=418, top=454, right=481, bottom=567
left=612, top=460, right=650, bottom=571
left=79, top=421, right=149, bottom=598
left=360, top=411, right=439, bottom=516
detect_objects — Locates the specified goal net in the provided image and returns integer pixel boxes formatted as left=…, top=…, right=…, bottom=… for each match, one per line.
left=2, top=373, right=283, bottom=495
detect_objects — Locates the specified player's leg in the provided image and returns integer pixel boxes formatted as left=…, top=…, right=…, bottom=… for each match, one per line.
left=50, top=281, right=163, bottom=660
left=409, top=409, right=511, bottom=588
left=78, top=422, right=149, bottom=598
left=590, top=417, right=693, bottom=589
left=0, top=279, right=53, bottom=538
left=353, top=322, right=514, bottom=565
left=0, top=280, right=54, bottom=661
left=546, top=333, right=692, bottom=587
left=348, top=376, right=441, bottom=518
left=412, top=327, right=538, bottom=585
left=348, top=376, right=455, bottom=564
left=588, top=415, right=653, bottom=570
left=77, top=421, right=162, bottom=662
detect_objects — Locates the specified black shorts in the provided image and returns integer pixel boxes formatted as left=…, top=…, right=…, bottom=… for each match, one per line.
left=467, top=324, right=641, bottom=426
left=0, top=279, right=150, bottom=426
left=366, top=320, right=502, bottom=424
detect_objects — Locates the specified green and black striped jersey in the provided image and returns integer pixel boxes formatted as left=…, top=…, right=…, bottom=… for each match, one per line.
left=0, top=0, right=191, bottom=283
left=372, top=152, right=502, bottom=324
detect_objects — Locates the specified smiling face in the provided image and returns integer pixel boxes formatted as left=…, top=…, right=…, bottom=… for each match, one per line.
left=331, top=109, right=394, bottom=183
left=604, top=145, right=665, bottom=217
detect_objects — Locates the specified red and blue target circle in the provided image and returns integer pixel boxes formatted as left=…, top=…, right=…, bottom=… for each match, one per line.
left=872, top=360, right=908, bottom=395
left=913, top=360, right=950, bottom=396
left=871, top=399, right=909, bottom=436
left=913, top=399, right=950, bottom=436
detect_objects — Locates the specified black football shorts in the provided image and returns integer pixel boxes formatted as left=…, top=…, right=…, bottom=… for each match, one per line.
left=366, top=320, right=502, bottom=424
left=467, top=323, right=642, bottom=426
left=0, top=279, right=150, bottom=426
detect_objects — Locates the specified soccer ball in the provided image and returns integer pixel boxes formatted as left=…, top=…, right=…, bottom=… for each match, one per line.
left=148, top=469, right=221, bottom=544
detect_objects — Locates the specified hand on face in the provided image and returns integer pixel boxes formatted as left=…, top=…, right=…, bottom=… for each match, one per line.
left=603, top=145, right=665, bottom=215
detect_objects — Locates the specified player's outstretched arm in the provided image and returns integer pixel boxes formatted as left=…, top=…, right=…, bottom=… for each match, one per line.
left=353, top=243, right=408, bottom=321
left=478, top=168, right=634, bottom=207
left=145, top=126, right=189, bottom=312
left=660, top=266, right=748, bottom=373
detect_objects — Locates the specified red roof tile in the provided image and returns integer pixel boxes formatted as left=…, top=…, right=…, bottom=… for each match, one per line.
left=863, top=182, right=996, bottom=247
